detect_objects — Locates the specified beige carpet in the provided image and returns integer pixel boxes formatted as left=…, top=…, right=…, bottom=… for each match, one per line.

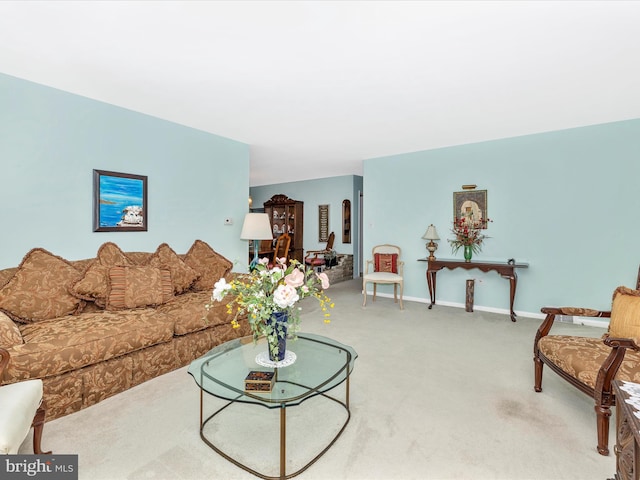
left=22, top=279, right=616, bottom=479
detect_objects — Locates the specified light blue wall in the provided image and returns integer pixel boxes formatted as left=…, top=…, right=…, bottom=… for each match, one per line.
left=0, top=73, right=250, bottom=269
left=250, top=175, right=363, bottom=275
left=364, top=119, right=640, bottom=320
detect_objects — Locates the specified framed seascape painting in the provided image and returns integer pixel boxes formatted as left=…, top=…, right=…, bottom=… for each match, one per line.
left=93, top=170, right=148, bottom=232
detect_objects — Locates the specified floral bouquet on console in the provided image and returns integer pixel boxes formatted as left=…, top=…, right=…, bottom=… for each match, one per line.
left=207, top=258, right=333, bottom=359
left=448, top=214, right=492, bottom=254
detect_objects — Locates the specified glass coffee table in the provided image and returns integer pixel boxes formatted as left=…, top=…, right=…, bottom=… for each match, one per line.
left=188, top=333, right=357, bottom=480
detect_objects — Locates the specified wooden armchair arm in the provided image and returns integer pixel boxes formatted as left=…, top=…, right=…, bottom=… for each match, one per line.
left=364, top=259, right=373, bottom=275
left=304, top=249, right=329, bottom=261
left=541, top=306, right=611, bottom=317
left=595, top=336, right=640, bottom=406
left=534, top=307, right=611, bottom=354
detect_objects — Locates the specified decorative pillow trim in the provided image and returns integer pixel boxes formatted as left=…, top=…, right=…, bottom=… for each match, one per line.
left=106, top=266, right=173, bottom=310
left=148, top=243, right=199, bottom=295
left=613, top=286, right=640, bottom=301
left=374, top=253, right=398, bottom=274
left=0, top=248, right=84, bottom=323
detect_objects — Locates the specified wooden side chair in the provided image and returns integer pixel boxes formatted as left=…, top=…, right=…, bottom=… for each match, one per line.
left=304, top=232, right=335, bottom=271
left=0, top=348, right=50, bottom=454
left=362, top=244, right=404, bottom=309
left=270, top=233, right=291, bottom=267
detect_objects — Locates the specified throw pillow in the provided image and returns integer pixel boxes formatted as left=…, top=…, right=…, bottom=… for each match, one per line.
left=0, top=311, right=23, bottom=348
left=0, top=248, right=84, bottom=323
left=70, top=242, right=134, bottom=307
left=148, top=243, right=199, bottom=295
left=374, top=253, right=398, bottom=274
left=184, top=240, right=233, bottom=292
left=608, top=286, right=640, bottom=339
left=106, top=266, right=173, bottom=310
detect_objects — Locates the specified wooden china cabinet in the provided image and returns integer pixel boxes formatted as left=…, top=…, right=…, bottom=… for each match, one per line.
left=263, top=194, right=304, bottom=263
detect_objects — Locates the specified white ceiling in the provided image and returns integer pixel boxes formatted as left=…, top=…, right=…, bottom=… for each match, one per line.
left=1, top=1, right=639, bottom=186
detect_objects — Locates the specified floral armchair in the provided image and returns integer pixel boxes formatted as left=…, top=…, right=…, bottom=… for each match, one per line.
left=534, top=269, right=640, bottom=456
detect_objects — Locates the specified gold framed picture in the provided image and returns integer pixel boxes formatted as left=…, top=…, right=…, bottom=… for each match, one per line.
left=318, top=204, right=329, bottom=242
left=453, top=189, right=488, bottom=228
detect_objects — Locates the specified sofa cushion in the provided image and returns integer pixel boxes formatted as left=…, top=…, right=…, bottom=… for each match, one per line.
left=106, top=266, right=173, bottom=310
left=184, top=240, right=232, bottom=292
left=538, top=334, right=640, bottom=388
left=0, top=312, right=23, bottom=348
left=0, top=268, right=17, bottom=289
left=0, top=248, right=84, bottom=323
left=608, top=286, right=640, bottom=340
left=157, top=290, right=233, bottom=335
left=4, top=310, right=175, bottom=382
left=70, top=242, right=134, bottom=307
left=148, top=243, right=199, bottom=294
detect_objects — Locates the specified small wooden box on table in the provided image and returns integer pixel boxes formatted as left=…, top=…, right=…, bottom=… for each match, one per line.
left=244, top=371, right=275, bottom=393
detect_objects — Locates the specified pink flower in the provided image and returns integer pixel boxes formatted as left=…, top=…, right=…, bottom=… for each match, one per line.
left=316, top=272, right=330, bottom=290
left=273, top=284, right=299, bottom=309
left=284, top=268, right=304, bottom=287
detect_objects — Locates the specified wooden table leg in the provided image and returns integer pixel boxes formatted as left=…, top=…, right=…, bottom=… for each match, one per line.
left=501, top=271, right=518, bottom=322
left=427, top=269, right=436, bottom=309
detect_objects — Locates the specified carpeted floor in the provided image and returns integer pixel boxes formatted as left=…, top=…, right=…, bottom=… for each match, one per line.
left=23, top=278, right=617, bottom=479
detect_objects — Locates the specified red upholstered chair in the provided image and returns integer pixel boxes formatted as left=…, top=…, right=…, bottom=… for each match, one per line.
left=304, top=232, right=335, bottom=271
left=362, top=244, right=404, bottom=309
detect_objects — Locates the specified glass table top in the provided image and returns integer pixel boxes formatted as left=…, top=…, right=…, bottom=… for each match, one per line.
left=188, top=332, right=357, bottom=408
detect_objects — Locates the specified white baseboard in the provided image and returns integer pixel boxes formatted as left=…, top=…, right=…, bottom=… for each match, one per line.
left=364, top=291, right=608, bottom=328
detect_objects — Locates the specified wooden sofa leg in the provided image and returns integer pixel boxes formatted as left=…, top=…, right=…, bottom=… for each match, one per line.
left=32, top=406, right=51, bottom=455
left=533, top=356, right=543, bottom=392
left=595, top=404, right=611, bottom=456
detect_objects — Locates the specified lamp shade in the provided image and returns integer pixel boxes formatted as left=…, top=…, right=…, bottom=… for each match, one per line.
left=240, top=213, right=273, bottom=240
left=422, top=224, right=440, bottom=240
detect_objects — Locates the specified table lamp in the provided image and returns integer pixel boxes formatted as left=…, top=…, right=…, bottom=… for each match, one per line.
left=422, top=224, right=440, bottom=261
left=240, top=213, right=273, bottom=269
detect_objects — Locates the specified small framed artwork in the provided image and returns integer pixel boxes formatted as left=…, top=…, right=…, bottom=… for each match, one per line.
left=93, top=169, right=148, bottom=232
left=342, top=199, right=351, bottom=244
left=453, top=189, right=488, bottom=228
left=318, top=204, right=329, bottom=242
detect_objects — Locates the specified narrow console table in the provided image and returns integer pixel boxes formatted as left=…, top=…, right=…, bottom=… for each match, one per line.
left=419, top=258, right=529, bottom=322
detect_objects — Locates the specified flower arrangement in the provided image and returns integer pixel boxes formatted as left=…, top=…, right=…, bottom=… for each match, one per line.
left=448, top=214, right=492, bottom=254
left=207, top=258, right=333, bottom=358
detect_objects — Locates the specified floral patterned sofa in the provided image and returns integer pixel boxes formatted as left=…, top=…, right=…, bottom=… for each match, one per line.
left=0, top=240, right=249, bottom=421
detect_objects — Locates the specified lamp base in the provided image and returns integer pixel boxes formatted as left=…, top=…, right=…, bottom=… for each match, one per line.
left=426, top=241, right=438, bottom=261
left=249, top=240, right=260, bottom=271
